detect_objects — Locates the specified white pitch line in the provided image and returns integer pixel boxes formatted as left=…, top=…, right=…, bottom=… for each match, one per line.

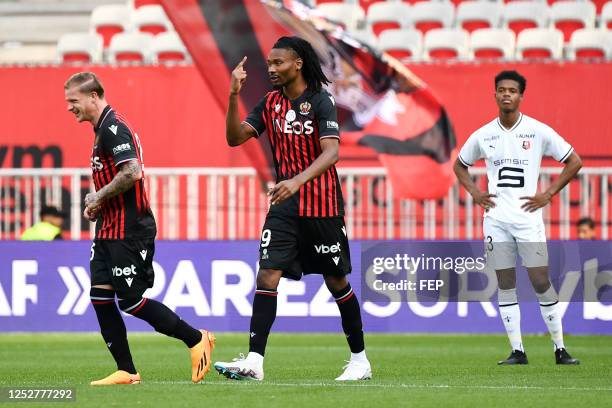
left=146, top=381, right=612, bottom=392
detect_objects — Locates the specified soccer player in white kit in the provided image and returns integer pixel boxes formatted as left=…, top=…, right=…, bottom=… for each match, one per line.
left=454, top=71, right=582, bottom=365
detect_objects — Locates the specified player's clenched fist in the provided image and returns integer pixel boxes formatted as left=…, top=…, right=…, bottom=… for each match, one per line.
left=230, top=56, right=247, bottom=95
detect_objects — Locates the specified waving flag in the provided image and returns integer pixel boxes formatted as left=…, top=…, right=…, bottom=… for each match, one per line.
left=161, top=0, right=457, bottom=199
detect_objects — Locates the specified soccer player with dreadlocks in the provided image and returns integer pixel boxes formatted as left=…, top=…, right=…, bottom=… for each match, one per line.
left=214, top=36, right=371, bottom=381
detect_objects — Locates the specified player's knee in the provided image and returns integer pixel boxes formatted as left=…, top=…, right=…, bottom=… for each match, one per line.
left=118, top=297, right=145, bottom=315
left=257, top=269, right=282, bottom=290
left=90, top=287, right=115, bottom=305
left=324, top=275, right=348, bottom=293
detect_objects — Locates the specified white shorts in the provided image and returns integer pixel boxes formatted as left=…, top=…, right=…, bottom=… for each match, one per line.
left=483, top=217, right=548, bottom=270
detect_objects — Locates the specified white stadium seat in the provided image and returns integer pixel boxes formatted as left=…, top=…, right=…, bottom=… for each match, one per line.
left=516, top=28, right=564, bottom=59
left=107, top=32, right=153, bottom=64
left=502, top=1, right=550, bottom=37
left=567, top=28, right=611, bottom=60
left=150, top=31, right=189, bottom=63
left=366, top=2, right=411, bottom=37
left=349, top=27, right=378, bottom=48
left=57, top=32, right=103, bottom=64
left=550, top=1, right=596, bottom=42
left=316, top=3, right=366, bottom=31
left=456, top=1, right=503, bottom=33
left=378, top=28, right=423, bottom=60
left=470, top=28, right=515, bottom=59
left=132, top=5, right=171, bottom=36
left=408, top=2, right=455, bottom=35
left=423, top=28, right=470, bottom=60
left=90, top=4, right=131, bottom=47
left=602, top=2, right=612, bottom=29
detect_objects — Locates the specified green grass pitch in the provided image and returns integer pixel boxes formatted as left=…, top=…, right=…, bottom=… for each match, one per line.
left=1, top=333, right=611, bottom=407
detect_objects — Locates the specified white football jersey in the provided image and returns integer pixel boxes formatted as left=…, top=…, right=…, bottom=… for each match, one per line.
left=458, top=113, right=573, bottom=225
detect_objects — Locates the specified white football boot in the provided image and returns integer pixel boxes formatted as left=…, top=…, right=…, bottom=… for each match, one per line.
left=214, top=353, right=264, bottom=381
left=335, top=357, right=372, bottom=381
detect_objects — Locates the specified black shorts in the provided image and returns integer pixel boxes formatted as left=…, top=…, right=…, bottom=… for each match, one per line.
left=258, top=214, right=351, bottom=280
left=90, top=238, right=155, bottom=298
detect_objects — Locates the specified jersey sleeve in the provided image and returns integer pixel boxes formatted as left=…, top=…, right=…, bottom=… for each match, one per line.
left=458, top=132, right=483, bottom=166
left=101, top=122, right=139, bottom=167
left=316, top=92, right=340, bottom=139
left=243, top=95, right=267, bottom=138
left=542, top=125, right=573, bottom=163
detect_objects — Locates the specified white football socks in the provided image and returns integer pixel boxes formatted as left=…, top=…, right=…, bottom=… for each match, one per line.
left=537, top=285, right=565, bottom=350
left=498, top=288, right=524, bottom=352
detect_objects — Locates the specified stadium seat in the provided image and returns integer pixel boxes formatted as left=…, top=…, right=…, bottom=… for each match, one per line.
left=567, top=28, right=611, bottom=59
left=470, top=28, right=515, bottom=59
left=90, top=4, right=131, bottom=47
left=516, top=28, right=564, bottom=59
left=366, top=1, right=410, bottom=36
left=132, top=5, right=171, bottom=35
left=456, top=1, right=503, bottom=33
left=423, top=28, right=470, bottom=60
left=108, top=32, right=153, bottom=63
left=408, top=2, right=455, bottom=35
left=503, top=1, right=550, bottom=37
left=132, top=0, right=162, bottom=8
left=316, top=3, right=366, bottom=31
left=603, top=2, right=612, bottom=29
left=550, top=1, right=595, bottom=42
left=378, top=28, right=423, bottom=60
left=56, top=32, right=103, bottom=64
left=150, top=31, right=189, bottom=63
left=367, top=2, right=411, bottom=37
left=550, top=1, right=596, bottom=42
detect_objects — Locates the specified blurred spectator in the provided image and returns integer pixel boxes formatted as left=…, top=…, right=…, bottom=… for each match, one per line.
left=576, top=217, right=597, bottom=240
left=20, top=206, right=66, bottom=240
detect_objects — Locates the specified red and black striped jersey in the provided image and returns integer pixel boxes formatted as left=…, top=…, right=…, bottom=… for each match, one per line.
left=244, top=88, right=344, bottom=217
left=91, top=105, right=156, bottom=239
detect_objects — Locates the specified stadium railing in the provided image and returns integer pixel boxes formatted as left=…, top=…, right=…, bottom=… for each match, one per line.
left=0, top=167, right=610, bottom=240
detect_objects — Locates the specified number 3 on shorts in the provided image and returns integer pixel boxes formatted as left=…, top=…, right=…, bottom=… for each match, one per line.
left=261, top=229, right=271, bottom=248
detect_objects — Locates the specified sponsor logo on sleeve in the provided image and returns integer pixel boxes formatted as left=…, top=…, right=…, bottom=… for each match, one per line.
left=326, top=121, right=339, bottom=130
left=112, top=143, right=131, bottom=155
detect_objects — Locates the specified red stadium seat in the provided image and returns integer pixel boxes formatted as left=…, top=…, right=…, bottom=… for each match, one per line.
left=57, top=32, right=103, bottom=64
left=568, top=29, right=611, bottom=60
left=471, top=28, right=515, bottom=60
left=508, top=20, right=538, bottom=37
left=133, top=5, right=171, bottom=36
left=157, top=51, right=186, bottom=62
left=503, top=2, right=550, bottom=37
left=378, top=29, right=423, bottom=61
left=367, top=2, right=410, bottom=37
left=108, top=32, right=154, bottom=64
left=456, top=1, right=503, bottom=34
left=151, top=32, right=189, bottom=63
left=424, top=28, right=470, bottom=60
left=522, top=48, right=553, bottom=58
left=575, top=48, right=606, bottom=58
left=474, top=48, right=505, bottom=59
left=428, top=49, right=459, bottom=60
left=133, top=0, right=162, bottom=8
left=409, top=2, right=454, bottom=35
left=90, top=5, right=130, bottom=47
left=516, top=28, right=564, bottom=59
left=115, top=52, right=145, bottom=63
left=550, top=1, right=596, bottom=42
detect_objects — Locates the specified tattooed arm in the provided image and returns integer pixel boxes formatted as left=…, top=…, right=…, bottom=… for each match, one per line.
left=84, top=160, right=142, bottom=221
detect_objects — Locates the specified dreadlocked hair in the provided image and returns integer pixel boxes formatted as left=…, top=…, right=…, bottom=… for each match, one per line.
left=273, top=36, right=330, bottom=92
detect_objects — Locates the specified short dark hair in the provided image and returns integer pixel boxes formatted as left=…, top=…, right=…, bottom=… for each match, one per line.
left=577, top=217, right=595, bottom=229
left=40, top=205, right=66, bottom=219
left=64, top=72, right=105, bottom=98
left=273, top=36, right=330, bottom=92
left=495, top=70, right=526, bottom=94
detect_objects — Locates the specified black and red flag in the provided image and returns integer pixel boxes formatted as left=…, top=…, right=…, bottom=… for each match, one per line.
left=160, top=0, right=456, bottom=199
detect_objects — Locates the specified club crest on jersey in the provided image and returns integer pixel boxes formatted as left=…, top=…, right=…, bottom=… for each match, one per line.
left=275, top=104, right=281, bottom=113
left=285, top=109, right=296, bottom=122
left=522, top=141, right=531, bottom=150
left=299, top=102, right=311, bottom=115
